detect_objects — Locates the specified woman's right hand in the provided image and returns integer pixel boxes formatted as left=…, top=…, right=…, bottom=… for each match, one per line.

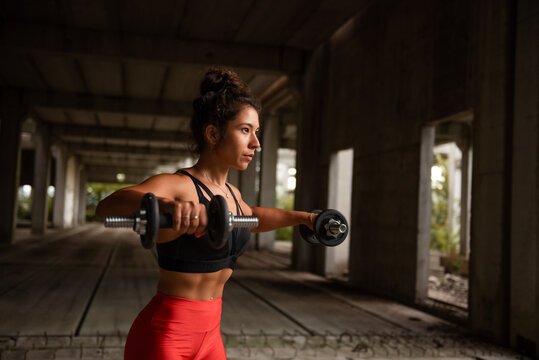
left=158, top=198, right=208, bottom=237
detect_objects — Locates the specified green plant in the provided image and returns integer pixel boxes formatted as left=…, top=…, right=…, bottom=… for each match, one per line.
left=16, top=187, right=32, bottom=220
left=430, top=153, right=459, bottom=254
left=86, top=182, right=133, bottom=222
left=276, top=191, right=295, bottom=241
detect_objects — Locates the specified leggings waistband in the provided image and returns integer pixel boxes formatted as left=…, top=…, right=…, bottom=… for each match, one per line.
left=146, top=291, right=223, bottom=333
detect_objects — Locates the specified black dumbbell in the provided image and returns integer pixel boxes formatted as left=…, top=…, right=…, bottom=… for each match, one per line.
left=299, top=209, right=348, bottom=246
left=103, top=193, right=259, bottom=249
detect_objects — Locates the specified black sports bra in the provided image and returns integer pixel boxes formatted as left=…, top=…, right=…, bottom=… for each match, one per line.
left=156, top=170, right=251, bottom=273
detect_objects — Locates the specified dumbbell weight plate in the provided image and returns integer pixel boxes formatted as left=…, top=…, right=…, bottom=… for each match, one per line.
left=313, top=209, right=348, bottom=247
left=140, top=193, right=160, bottom=249
left=207, top=195, right=229, bottom=249
left=299, top=210, right=322, bottom=245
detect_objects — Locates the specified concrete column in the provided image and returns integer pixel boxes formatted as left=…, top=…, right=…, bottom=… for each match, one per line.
left=0, top=89, right=24, bottom=244
left=72, top=161, right=81, bottom=225
left=238, top=151, right=259, bottom=247
left=257, top=114, right=279, bottom=251
left=324, top=148, right=354, bottom=277
left=415, top=126, right=435, bottom=301
left=30, top=122, right=51, bottom=234
left=510, top=0, right=538, bottom=356
left=64, top=155, right=79, bottom=227
left=238, top=155, right=258, bottom=206
left=77, top=165, right=87, bottom=225
left=293, top=45, right=326, bottom=272
left=228, top=168, right=240, bottom=188
left=470, top=0, right=515, bottom=343
left=52, top=144, right=67, bottom=228
left=458, top=139, right=472, bottom=257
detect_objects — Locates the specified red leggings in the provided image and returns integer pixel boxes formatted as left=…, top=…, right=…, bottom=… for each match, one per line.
left=124, top=292, right=226, bottom=360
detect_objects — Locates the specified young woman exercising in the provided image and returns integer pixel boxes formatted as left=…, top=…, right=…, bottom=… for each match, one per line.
left=96, top=67, right=316, bottom=360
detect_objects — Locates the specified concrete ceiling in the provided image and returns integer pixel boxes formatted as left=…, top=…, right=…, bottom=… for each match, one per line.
left=1, top=0, right=366, bottom=183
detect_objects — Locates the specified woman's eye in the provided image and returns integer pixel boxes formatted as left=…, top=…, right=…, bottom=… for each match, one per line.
left=242, top=128, right=249, bottom=133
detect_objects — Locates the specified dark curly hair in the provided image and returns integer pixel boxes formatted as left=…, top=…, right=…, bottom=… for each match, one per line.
left=190, top=67, right=261, bottom=156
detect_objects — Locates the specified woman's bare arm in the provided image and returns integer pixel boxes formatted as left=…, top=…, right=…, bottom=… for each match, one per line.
left=226, top=183, right=315, bottom=232
left=250, top=207, right=314, bottom=232
left=95, top=174, right=179, bottom=219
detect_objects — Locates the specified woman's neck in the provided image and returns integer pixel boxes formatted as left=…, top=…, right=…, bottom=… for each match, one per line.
left=191, top=153, right=229, bottom=186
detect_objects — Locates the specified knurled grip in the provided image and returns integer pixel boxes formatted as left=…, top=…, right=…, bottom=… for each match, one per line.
left=104, top=216, right=135, bottom=229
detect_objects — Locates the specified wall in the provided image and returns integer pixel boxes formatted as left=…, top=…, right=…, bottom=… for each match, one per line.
left=296, top=0, right=538, bottom=353
left=299, top=0, right=474, bottom=301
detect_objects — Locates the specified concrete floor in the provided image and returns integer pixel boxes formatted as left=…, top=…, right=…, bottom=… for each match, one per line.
left=0, top=224, right=527, bottom=359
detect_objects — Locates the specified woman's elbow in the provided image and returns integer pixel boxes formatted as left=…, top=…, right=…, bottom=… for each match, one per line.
left=95, top=200, right=106, bottom=220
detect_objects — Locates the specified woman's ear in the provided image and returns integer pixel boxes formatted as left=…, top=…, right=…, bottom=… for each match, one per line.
left=204, top=125, right=220, bottom=148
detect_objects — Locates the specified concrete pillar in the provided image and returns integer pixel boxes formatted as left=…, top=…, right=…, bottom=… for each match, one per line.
left=257, top=114, right=279, bottom=251
left=415, top=126, right=435, bottom=301
left=238, top=155, right=258, bottom=206
left=324, top=148, right=354, bottom=277
left=52, top=144, right=67, bottom=228
left=458, top=139, right=472, bottom=257
left=64, top=155, right=79, bottom=227
left=292, top=47, right=323, bottom=272
left=0, top=90, right=24, bottom=244
left=30, top=122, right=51, bottom=234
left=470, top=0, right=515, bottom=343
left=77, top=165, right=87, bottom=225
left=238, top=151, right=259, bottom=247
left=510, top=0, right=538, bottom=356
left=228, top=168, right=239, bottom=188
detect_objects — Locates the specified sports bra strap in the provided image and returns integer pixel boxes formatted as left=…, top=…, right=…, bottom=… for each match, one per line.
left=176, top=170, right=244, bottom=215
left=176, top=169, right=214, bottom=205
left=226, top=184, right=244, bottom=216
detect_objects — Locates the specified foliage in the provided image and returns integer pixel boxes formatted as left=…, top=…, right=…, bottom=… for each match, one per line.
left=16, top=187, right=55, bottom=222
left=86, top=182, right=133, bottom=222
left=16, top=187, right=32, bottom=220
left=276, top=191, right=295, bottom=241
left=430, top=153, right=459, bottom=254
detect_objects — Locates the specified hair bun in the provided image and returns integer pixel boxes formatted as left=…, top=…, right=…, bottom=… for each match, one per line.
left=200, top=67, right=243, bottom=96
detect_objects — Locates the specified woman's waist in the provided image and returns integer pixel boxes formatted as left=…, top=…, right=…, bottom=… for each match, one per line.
left=157, top=267, right=232, bottom=301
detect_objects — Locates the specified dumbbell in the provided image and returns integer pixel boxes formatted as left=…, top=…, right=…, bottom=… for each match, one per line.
left=103, top=193, right=259, bottom=249
left=299, top=209, right=348, bottom=246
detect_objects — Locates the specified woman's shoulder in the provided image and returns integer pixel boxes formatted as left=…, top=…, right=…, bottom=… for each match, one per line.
left=138, top=171, right=196, bottom=199
left=226, top=182, right=242, bottom=199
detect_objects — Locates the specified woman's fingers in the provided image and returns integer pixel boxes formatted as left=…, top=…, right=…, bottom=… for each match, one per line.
left=162, top=200, right=208, bottom=236
left=307, top=213, right=319, bottom=231
left=193, top=203, right=208, bottom=236
left=184, top=202, right=202, bottom=235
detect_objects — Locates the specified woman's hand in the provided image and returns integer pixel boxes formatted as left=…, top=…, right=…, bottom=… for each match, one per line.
left=158, top=198, right=208, bottom=237
left=306, top=212, right=319, bottom=231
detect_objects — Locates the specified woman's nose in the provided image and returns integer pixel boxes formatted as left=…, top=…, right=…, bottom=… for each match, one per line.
left=250, top=133, right=260, bottom=149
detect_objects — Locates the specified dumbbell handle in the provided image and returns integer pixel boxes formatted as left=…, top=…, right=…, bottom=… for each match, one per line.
left=104, top=212, right=258, bottom=234
left=226, top=212, right=259, bottom=231
left=104, top=212, right=172, bottom=234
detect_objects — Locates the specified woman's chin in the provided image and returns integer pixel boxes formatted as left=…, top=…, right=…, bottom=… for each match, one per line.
left=232, top=162, right=250, bottom=171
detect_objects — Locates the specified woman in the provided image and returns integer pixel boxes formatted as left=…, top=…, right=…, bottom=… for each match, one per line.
left=96, top=67, right=316, bottom=360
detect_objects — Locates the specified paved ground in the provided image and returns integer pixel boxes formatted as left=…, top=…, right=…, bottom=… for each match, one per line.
left=0, top=224, right=529, bottom=359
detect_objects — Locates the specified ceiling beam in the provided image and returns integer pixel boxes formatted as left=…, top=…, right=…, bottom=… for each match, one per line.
left=51, top=123, right=192, bottom=143
left=3, top=22, right=306, bottom=74
left=67, top=142, right=192, bottom=159
left=19, top=89, right=193, bottom=117
left=84, top=165, right=152, bottom=184
left=80, top=154, right=180, bottom=168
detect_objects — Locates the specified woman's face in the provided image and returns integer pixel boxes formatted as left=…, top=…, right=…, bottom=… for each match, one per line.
left=216, top=106, right=260, bottom=170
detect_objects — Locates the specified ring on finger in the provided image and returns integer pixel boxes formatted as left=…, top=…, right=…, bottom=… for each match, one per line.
left=181, top=215, right=189, bottom=219
left=190, top=215, right=199, bottom=220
